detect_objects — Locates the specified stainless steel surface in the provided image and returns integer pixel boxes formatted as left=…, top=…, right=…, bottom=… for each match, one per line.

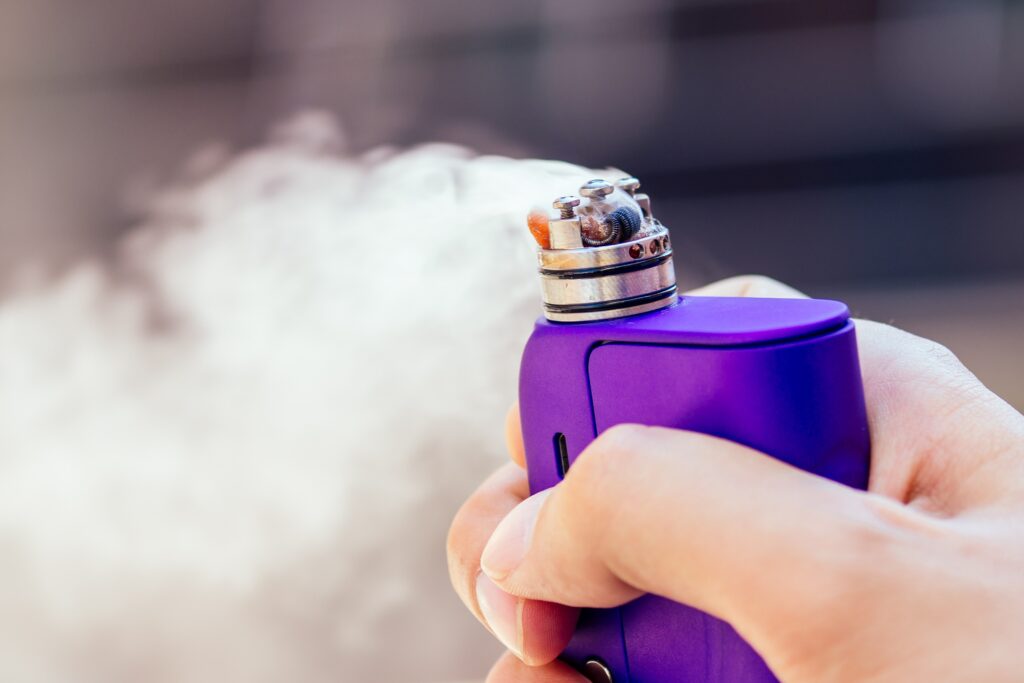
left=616, top=176, right=640, bottom=196
left=537, top=228, right=669, bottom=271
left=580, top=178, right=614, bottom=200
left=553, top=195, right=581, bottom=219
left=581, top=658, right=614, bottom=683
left=544, top=288, right=678, bottom=323
left=549, top=217, right=584, bottom=250
left=540, top=257, right=676, bottom=306
left=635, top=192, right=653, bottom=219
left=537, top=206, right=677, bottom=322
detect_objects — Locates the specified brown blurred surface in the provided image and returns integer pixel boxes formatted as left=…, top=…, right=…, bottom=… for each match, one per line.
left=0, top=5, right=1021, bottom=682
left=830, top=279, right=1024, bottom=411
left=2, top=0, right=1023, bottom=288
left=0, top=0, right=1020, bottom=403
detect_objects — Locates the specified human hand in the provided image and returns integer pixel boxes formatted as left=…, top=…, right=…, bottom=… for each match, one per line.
left=447, top=276, right=1024, bottom=682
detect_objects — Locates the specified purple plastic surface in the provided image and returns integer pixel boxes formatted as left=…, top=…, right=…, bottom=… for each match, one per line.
left=518, top=296, right=870, bottom=682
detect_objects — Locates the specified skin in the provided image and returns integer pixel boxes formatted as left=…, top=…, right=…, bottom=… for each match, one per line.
left=447, top=275, right=1024, bottom=682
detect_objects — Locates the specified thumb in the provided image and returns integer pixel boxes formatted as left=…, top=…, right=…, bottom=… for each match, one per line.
left=480, top=424, right=892, bottom=644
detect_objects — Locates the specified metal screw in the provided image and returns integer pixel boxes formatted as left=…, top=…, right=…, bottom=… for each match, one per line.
left=581, top=659, right=614, bottom=683
left=553, top=195, right=581, bottom=219
left=580, top=179, right=613, bottom=201
left=616, top=177, right=641, bottom=196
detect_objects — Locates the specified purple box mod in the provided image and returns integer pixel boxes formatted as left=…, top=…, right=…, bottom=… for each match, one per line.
left=519, top=178, right=870, bottom=682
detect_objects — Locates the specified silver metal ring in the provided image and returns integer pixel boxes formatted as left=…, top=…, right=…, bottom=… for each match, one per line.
left=537, top=225, right=669, bottom=272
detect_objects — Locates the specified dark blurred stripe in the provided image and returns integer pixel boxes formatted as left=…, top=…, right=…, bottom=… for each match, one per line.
left=0, top=57, right=257, bottom=96
left=644, top=130, right=1024, bottom=198
left=383, top=0, right=885, bottom=59
left=0, top=0, right=922, bottom=95
left=370, top=0, right=885, bottom=60
left=669, top=0, right=881, bottom=39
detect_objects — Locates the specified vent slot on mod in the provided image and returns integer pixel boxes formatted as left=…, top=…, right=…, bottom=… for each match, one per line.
left=554, top=433, right=570, bottom=479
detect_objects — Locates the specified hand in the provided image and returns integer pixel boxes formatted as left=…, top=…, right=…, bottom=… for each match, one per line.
left=447, top=276, right=1024, bottom=682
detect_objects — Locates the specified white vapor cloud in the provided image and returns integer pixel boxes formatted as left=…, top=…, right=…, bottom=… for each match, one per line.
left=0, top=112, right=618, bottom=683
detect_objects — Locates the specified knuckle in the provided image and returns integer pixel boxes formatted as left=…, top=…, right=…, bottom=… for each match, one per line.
left=907, top=335, right=992, bottom=405
left=732, top=274, right=796, bottom=298
left=866, top=323, right=990, bottom=408
left=824, top=495, right=931, bottom=599
left=880, top=324, right=966, bottom=377
left=736, top=274, right=774, bottom=291
left=845, top=496, right=904, bottom=564
left=916, top=336, right=967, bottom=375
left=791, top=497, right=910, bottom=629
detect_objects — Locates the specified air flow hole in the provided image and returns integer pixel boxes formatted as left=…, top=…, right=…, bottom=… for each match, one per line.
left=554, top=433, right=570, bottom=479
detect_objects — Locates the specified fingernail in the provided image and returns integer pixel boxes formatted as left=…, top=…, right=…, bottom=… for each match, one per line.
left=481, top=489, right=552, bottom=582
left=475, top=572, right=523, bottom=658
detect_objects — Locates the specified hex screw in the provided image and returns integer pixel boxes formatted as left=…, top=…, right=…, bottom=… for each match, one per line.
left=553, top=195, right=581, bottom=219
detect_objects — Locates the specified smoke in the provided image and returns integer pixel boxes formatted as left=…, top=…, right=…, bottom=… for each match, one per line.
left=0, top=112, right=619, bottom=683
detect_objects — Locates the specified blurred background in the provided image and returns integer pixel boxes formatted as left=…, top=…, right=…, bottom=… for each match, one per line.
left=1, top=0, right=1022, bottom=405
left=0, top=4, right=1022, bottom=682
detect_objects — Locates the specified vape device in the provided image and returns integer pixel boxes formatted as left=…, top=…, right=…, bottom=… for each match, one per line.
left=519, top=178, right=870, bottom=683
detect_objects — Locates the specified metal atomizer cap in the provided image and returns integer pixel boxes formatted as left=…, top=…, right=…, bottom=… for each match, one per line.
left=533, top=177, right=677, bottom=323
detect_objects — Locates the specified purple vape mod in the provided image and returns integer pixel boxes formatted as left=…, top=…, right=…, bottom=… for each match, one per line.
left=519, top=178, right=870, bottom=683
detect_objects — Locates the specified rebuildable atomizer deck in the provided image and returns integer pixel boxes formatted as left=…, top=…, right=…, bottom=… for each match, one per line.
left=528, top=177, right=677, bottom=323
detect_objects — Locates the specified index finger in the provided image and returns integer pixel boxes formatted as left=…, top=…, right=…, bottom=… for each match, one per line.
left=506, top=402, right=526, bottom=469
left=684, top=274, right=808, bottom=299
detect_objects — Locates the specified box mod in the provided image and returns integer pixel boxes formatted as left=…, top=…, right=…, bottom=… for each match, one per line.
left=519, top=178, right=870, bottom=682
